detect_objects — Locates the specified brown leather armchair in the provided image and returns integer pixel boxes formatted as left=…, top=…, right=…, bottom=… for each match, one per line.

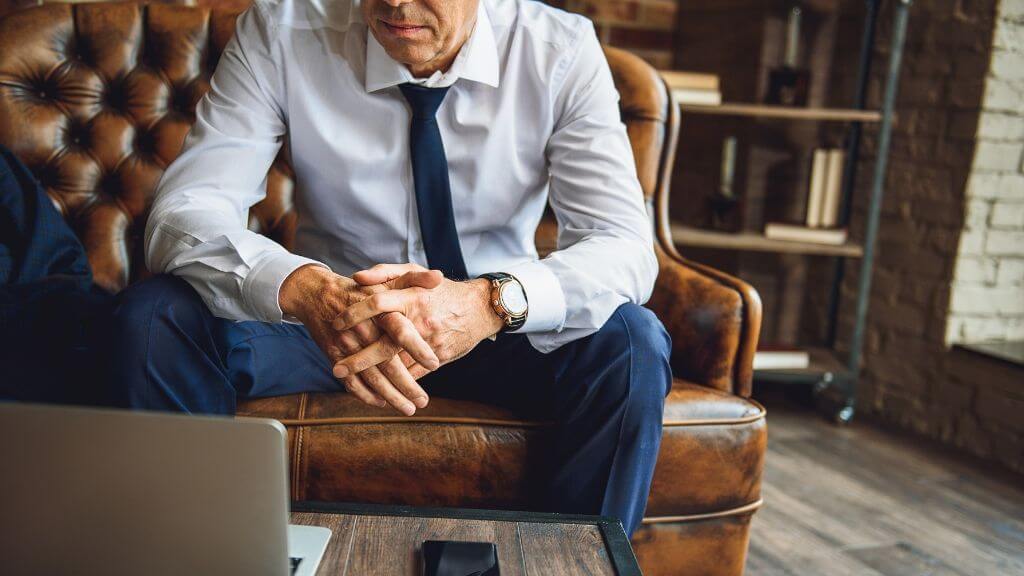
left=0, top=3, right=765, bottom=574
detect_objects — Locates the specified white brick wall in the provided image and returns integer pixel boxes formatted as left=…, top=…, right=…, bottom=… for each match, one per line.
left=947, top=4, right=1024, bottom=345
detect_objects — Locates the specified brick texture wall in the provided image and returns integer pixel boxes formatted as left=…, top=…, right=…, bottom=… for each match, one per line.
left=946, top=0, right=1024, bottom=343
left=829, top=0, right=1023, bottom=473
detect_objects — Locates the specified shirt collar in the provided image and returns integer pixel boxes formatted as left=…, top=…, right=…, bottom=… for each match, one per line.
left=364, top=0, right=499, bottom=93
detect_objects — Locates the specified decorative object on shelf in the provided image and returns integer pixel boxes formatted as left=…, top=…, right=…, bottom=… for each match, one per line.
left=754, top=345, right=811, bottom=370
left=710, top=136, right=740, bottom=230
left=764, top=222, right=848, bottom=245
left=660, top=70, right=722, bottom=105
left=766, top=5, right=810, bottom=106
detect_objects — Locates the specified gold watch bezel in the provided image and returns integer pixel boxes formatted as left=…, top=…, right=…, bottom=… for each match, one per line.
left=489, top=277, right=527, bottom=327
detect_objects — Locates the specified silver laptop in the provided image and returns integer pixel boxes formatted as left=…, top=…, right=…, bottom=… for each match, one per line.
left=0, top=403, right=330, bottom=576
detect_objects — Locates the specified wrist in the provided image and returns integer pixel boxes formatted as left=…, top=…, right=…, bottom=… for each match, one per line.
left=279, top=264, right=335, bottom=318
left=471, top=278, right=505, bottom=336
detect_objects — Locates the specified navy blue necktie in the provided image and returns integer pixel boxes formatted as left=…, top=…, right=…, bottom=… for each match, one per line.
left=399, top=83, right=469, bottom=281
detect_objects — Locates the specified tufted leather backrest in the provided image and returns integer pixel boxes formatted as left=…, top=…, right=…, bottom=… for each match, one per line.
left=0, top=2, right=672, bottom=293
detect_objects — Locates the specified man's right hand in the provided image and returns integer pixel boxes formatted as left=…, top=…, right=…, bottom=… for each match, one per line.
left=279, top=264, right=442, bottom=415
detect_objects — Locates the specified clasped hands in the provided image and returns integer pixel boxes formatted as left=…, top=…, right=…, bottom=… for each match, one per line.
left=279, top=263, right=504, bottom=416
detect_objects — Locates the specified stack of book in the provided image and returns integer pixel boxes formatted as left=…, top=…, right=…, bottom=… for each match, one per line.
left=765, top=148, right=848, bottom=245
left=660, top=71, right=722, bottom=106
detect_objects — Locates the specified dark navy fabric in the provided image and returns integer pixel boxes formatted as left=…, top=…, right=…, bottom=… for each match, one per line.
left=399, top=83, right=469, bottom=280
left=0, top=146, right=116, bottom=405
left=112, top=274, right=672, bottom=536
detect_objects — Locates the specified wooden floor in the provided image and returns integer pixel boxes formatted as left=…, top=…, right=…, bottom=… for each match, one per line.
left=746, top=401, right=1024, bottom=576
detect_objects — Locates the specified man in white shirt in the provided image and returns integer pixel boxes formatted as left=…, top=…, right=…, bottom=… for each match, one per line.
left=112, top=0, right=671, bottom=536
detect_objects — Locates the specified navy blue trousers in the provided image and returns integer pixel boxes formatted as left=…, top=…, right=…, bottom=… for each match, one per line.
left=0, top=146, right=115, bottom=405
left=112, top=275, right=672, bottom=536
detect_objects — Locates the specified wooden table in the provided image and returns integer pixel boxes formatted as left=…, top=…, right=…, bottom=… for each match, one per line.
left=290, top=502, right=642, bottom=575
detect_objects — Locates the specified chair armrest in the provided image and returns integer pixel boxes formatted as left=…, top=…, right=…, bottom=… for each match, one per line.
left=646, top=244, right=762, bottom=397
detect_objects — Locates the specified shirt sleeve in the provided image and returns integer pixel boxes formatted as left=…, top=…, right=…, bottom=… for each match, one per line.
left=507, top=20, right=658, bottom=353
left=145, top=3, right=325, bottom=323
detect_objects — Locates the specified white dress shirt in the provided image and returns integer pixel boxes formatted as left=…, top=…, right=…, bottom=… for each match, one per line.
left=146, top=0, right=657, bottom=353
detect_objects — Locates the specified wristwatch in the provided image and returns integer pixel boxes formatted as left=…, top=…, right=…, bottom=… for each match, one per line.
left=479, top=272, right=528, bottom=332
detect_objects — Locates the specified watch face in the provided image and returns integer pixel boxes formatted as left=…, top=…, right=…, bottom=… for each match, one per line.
left=499, top=281, right=528, bottom=316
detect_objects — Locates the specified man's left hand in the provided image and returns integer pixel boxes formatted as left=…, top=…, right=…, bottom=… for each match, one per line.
left=331, top=263, right=504, bottom=378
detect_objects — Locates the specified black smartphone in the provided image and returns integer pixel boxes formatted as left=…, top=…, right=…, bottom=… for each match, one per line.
left=422, top=540, right=500, bottom=576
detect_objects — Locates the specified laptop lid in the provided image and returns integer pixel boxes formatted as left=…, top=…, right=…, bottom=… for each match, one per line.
left=0, top=403, right=291, bottom=576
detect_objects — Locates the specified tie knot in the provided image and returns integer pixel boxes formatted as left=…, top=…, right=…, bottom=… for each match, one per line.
left=399, top=83, right=450, bottom=119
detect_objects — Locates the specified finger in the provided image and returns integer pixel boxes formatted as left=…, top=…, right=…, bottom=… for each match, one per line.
left=353, top=263, right=429, bottom=285
left=338, top=332, right=414, bottom=414
left=390, top=269, right=444, bottom=290
left=351, top=319, right=379, bottom=345
left=359, top=364, right=418, bottom=416
left=331, top=290, right=417, bottom=331
left=379, top=312, right=439, bottom=370
left=327, top=345, right=343, bottom=364
left=346, top=325, right=427, bottom=409
left=378, top=356, right=429, bottom=409
left=333, top=337, right=401, bottom=379
left=343, top=373, right=388, bottom=408
left=335, top=334, right=386, bottom=407
left=399, top=351, right=432, bottom=380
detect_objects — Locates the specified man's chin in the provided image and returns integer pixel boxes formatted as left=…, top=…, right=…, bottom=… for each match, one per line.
left=387, top=50, right=438, bottom=71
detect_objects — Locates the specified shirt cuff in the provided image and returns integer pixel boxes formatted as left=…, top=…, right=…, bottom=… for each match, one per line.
left=501, top=260, right=566, bottom=334
left=242, top=252, right=328, bottom=323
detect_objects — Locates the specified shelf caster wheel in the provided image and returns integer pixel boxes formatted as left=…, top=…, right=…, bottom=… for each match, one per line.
left=833, top=405, right=855, bottom=425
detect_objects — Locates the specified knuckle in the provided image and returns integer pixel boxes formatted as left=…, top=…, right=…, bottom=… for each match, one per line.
left=424, top=314, right=438, bottom=332
left=370, top=294, right=385, bottom=311
left=339, top=333, right=357, bottom=350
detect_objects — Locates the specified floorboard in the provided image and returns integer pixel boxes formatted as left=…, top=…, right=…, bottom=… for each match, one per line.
left=746, top=400, right=1024, bottom=576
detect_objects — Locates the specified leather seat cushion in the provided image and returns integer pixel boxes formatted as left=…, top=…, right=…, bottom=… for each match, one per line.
left=237, top=378, right=766, bottom=518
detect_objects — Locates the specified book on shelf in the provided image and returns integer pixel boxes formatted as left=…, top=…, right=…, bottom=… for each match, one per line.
left=673, top=89, right=723, bottom=106
left=659, top=70, right=723, bottom=106
left=805, top=149, right=829, bottom=228
left=765, top=222, right=848, bottom=245
left=805, top=148, right=844, bottom=228
left=754, top=346, right=811, bottom=370
left=821, top=149, right=845, bottom=227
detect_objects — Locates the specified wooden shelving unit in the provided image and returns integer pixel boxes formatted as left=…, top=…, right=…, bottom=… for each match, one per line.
left=679, top=103, right=883, bottom=123
left=671, top=224, right=864, bottom=258
left=665, top=0, right=914, bottom=423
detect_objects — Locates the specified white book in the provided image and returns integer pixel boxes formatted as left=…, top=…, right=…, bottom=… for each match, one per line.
left=806, top=149, right=829, bottom=228
left=754, top=349, right=811, bottom=370
left=672, top=88, right=723, bottom=106
left=821, top=149, right=845, bottom=228
left=765, top=223, right=848, bottom=245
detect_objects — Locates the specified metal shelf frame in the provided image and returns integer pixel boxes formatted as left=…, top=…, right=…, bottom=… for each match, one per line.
left=673, top=0, right=913, bottom=423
